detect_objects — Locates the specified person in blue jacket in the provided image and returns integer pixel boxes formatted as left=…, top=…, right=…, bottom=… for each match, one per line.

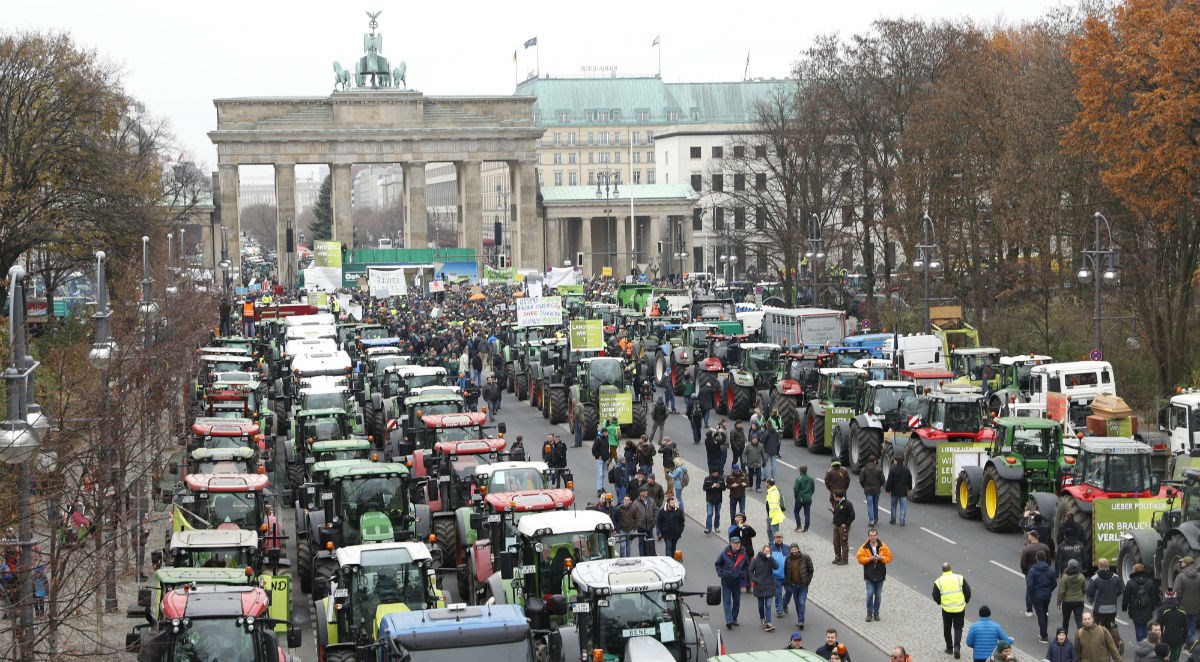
left=965, top=605, right=1014, bottom=662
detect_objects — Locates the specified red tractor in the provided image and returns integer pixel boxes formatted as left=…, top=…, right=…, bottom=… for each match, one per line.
left=882, top=390, right=997, bottom=502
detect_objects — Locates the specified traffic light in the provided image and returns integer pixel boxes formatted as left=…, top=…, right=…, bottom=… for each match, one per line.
left=657, top=240, right=663, bottom=255
left=576, top=252, right=584, bottom=267
left=498, top=255, right=507, bottom=269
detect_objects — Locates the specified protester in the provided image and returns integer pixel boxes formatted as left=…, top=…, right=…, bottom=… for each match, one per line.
left=749, top=545, right=780, bottom=632
left=656, top=496, right=685, bottom=557
left=855, top=528, right=892, bottom=622
left=934, top=561, right=973, bottom=659
left=885, top=455, right=911, bottom=526
left=967, top=606, right=1014, bottom=662
left=783, top=543, right=814, bottom=630
left=793, top=464, right=815, bottom=532
left=715, top=536, right=750, bottom=629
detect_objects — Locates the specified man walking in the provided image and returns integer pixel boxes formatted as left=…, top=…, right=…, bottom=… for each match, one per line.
left=632, top=486, right=658, bottom=556
left=702, top=470, right=726, bottom=534
left=770, top=532, right=788, bottom=618
left=698, top=379, right=716, bottom=427
left=1022, top=530, right=1052, bottom=617
left=1087, top=557, right=1124, bottom=652
left=649, top=397, right=668, bottom=443
left=794, top=465, right=815, bottom=532
left=966, top=606, right=1013, bottom=662
left=1075, top=611, right=1121, bottom=662
left=859, top=455, right=885, bottom=527
left=727, top=464, right=748, bottom=523
left=831, top=492, right=855, bottom=565
left=1158, top=590, right=1189, bottom=662
left=1123, top=563, right=1159, bottom=643
left=783, top=543, right=814, bottom=630
left=856, top=528, right=892, bottom=622
left=715, top=536, right=750, bottom=629
left=825, top=460, right=850, bottom=509
left=885, top=455, right=911, bottom=526
left=934, top=561, right=973, bottom=659
left=743, top=435, right=765, bottom=492
left=765, top=478, right=786, bottom=539
left=763, top=421, right=781, bottom=481
left=616, top=495, right=637, bottom=557
left=1029, top=550, right=1059, bottom=642
left=591, top=429, right=609, bottom=496
left=659, top=373, right=677, bottom=414
left=1171, top=555, right=1200, bottom=646
left=730, top=421, right=746, bottom=468
left=483, top=376, right=502, bottom=420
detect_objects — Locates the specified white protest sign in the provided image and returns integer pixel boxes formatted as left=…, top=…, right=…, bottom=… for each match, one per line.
left=516, top=296, right=563, bottom=327
left=368, top=267, right=408, bottom=298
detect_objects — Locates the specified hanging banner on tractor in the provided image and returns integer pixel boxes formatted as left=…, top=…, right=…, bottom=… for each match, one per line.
left=516, top=296, right=562, bottom=327
left=570, top=320, right=604, bottom=352
left=1092, top=498, right=1170, bottom=564
left=936, top=442, right=992, bottom=497
left=599, top=392, right=634, bottom=425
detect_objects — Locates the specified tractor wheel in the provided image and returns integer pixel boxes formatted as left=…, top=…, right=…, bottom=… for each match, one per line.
left=905, top=440, right=937, bottom=502
left=286, top=462, right=304, bottom=493
left=807, top=413, right=827, bottom=454
left=273, top=399, right=287, bottom=435
left=1161, top=532, right=1196, bottom=588
left=582, top=405, right=599, bottom=443
left=1119, top=537, right=1147, bottom=583
left=363, top=402, right=375, bottom=440
left=631, top=402, right=648, bottom=437
left=433, top=517, right=458, bottom=568
left=715, top=383, right=730, bottom=416
left=313, top=558, right=337, bottom=601
left=655, top=356, right=668, bottom=384
left=730, top=385, right=754, bottom=420
left=506, top=368, right=515, bottom=394
left=774, top=393, right=798, bottom=440
left=1055, top=494, right=1093, bottom=566
left=374, top=409, right=386, bottom=448
left=981, top=465, right=1023, bottom=532
left=955, top=472, right=980, bottom=520
left=515, top=373, right=529, bottom=401
left=541, top=385, right=551, bottom=419
left=326, top=649, right=355, bottom=662
left=548, top=389, right=569, bottom=425
left=529, top=379, right=539, bottom=409
left=296, top=536, right=313, bottom=594
left=880, top=442, right=895, bottom=482
left=831, top=426, right=849, bottom=465
left=851, top=423, right=881, bottom=472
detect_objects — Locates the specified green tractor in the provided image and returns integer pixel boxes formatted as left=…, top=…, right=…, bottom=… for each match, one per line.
left=534, top=338, right=572, bottom=424
left=949, top=347, right=1004, bottom=390
left=380, top=388, right=465, bottom=458
left=284, top=408, right=357, bottom=490
left=653, top=323, right=719, bottom=396
left=955, top=417, right=1066, bottom=531
left=313, top=542, right=446, bottom=662
left=567, top=357, right=643, bottom=442
left=296, top=461, right=432, bottom=596
left=987, top=354, right=1053, bottom=416
left=833, top=379, right=923, bottom=471
left=364, top=365, right=448, bottom=440
left=716, top=342, right=782, bottom=420
left=803, top=367, right=868, bottom=454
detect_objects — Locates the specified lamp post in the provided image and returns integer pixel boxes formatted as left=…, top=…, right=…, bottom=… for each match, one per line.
left=86, top=251, right=118, bottom=613
left=1076, top=211, right=1119, bottom=356
left=805, top=214, right=826, bottom=307
left=136, top=237, right=157, bottom=581
left=674, top=251, right=689, bottom=278
left=596, top=170, right=620, bottom=274
left=1, top=265, right=47, bottom=660
left=911, top=214, right=942, bottom=333
left=166, top=233, right=180, bottom=296
left=720, top=254, right=739, bottom=284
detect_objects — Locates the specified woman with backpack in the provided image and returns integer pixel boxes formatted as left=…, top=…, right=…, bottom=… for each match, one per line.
left=1123, top=563, right=1160, bottom=642
left=669, top=456, right=688, bottom=510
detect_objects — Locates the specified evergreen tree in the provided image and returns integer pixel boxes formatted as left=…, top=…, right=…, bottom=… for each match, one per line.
left=310, top=174, right=332, bottom=240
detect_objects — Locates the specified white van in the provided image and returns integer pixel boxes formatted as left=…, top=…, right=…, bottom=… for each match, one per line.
left=881, top=334, right=943, bottom=372
left=1028, top=361, right=1116, bottom=406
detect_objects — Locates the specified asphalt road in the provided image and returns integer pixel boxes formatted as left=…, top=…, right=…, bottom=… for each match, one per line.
left=279, top=382, right=1142, bottom=661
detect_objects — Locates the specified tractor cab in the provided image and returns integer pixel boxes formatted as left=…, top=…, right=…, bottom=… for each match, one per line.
left=313, top=542, right=444, bottom=660
left=386, top=391, right=466, bottom=456
left=505, top=510, right=615, bottom=624
left=380, top=366, right=449, bottom=400
left=827, top=346, right=873, bottom=368
left=185, top=446, right=260, bottom=477
left=579, top=357, right=626, bottom=397
left=172, top=474, right=272, bottom=536
left=169, top=529, right=261, bottom=571
left=916, top=392, right=991, bottom=437
left=854, top=358, right=898, bottom=381
left=900, top=366, right=958, bottom=392
left=563, top=556, right=719, bottom=662
left=188, top=418, right=263, bottom=455
left=473, top=461, right=563, bottom=498
left=127, top=585, right=300, bottom=661
left=816, top=368, right=868, bottom=408
left=294, top=408, right=355, bottom=445
left=950, top=347, right=1003, bottom=387
left=1068, top=437, right=1159, bottom=496
left=1160, top=391, right=1200, bottom=458
left=734, top=343, right=782, bottom=387
left=310, top=439, right=374, bottom=464
left=296, top=387, right=355, bottom=415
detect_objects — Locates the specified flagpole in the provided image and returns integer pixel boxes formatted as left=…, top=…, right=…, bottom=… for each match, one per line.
left=513, top=51, right=518, bottom=87
left=658, top=40, right=662, bottom=78
left=536, top=43, right=540, bottom=78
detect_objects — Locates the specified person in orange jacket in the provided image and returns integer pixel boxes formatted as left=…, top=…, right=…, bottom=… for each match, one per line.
left=856, top=527, right=893, bottom=622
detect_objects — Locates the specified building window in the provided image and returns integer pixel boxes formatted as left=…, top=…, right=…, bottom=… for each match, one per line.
left=600, top=132, right=609, bottom=146
left=734, top=174, right=745, bottom=191
left=693, top=247, right=704, bottom=273
left=558, top=111, right=569, bottom=123
left=755, top=173, right=766, bottom=190
left=614, top=152, right=621, bottom=164
left=599, top=111, right=608, bottom=122
left=692, top=208, right=703, bottom=231
left=647, top=151, right=655, bottom=163
left=734, top=145, right=745, bottom=158
left=648, top=171, right=656, bottom=184
left=667, top=110, right=678, bottom=122
left=535, top=138, right=542, bottom=148
left=585, top=110, right=596, bottom=122
left=568, top=133, right=576, bottom=146
left=632, top=131, right=641, bottom=145
left=533, top=110, right=541, bottom=123
left=712, top=174, right=723, bottom=192
left=569, top=152, right=577, bottom=164
left=536, top=152, right=542, bottom=164
left=647, top=131, right=655, bottom=144
left=637, top=110, right=649, bottom=122
left=612, top=109, right=621, bottom=121
left=633, top=170, right=642, bottom=184
left=588, top=171, right=595, bottom=185
left=553, top=153, right=562, bottom=164
left=588, top=152, right=595, bottom=164
left=633, top=152, right=641, bottom=164
left=712, top=146, right=723, bottom=158
left=754, top=145, right=766, bottom=158
left=554, top=172, right=562, bottom=186
left=690, top=146, right=701, bottom=159
left=735, top=207, right=745, bottom=230
left=842, top=204, right=854, bottom=227
left=713, top=207, right=725, bottom=231
left=537, top=171, right=543, bottom=185
left=690, top=108, right=700, bottom=120
left=569, top=172, right=577, bottom=185
left=756, top=205, right=766, bottom=231
left=553, top=133, right=561, bottom=146
left=588, top=132, right=594, bottom=146
left=690, top=175, right=702, bottom=193
left=613, top=132, right=621, bottom=145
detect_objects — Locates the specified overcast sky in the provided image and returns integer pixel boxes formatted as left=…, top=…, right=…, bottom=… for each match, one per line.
left=10, top=0, right=1067, bottom=182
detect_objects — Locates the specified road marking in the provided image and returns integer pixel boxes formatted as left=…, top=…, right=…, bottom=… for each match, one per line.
left=989, top=560, right=1024, bottom=578
left=921, top=527, right=957, bottom=545
left=779, top=460, right=797, bottom=470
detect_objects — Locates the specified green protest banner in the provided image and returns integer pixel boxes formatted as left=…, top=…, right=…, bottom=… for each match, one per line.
left=935, top=442, right=992, bottom=497
left=313, top=241, right=342, bottom=267
left=598, top=392, right=633, bottom=425
left=570, top=320, right=604, bottom=352
left=1092, top=498, right=1169, bottom=564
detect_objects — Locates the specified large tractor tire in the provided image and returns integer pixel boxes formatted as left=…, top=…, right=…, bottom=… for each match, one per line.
left=773, top=393, right=799, bottom=440
left=362, top=402, right=375, bottom=440
left=541, top=384, right=551, bottom=419
left=630, top=402, right=648, bottom=438
left=955, top=471, right=980, bottom=520
left=1055, top=494, right=1093, bottom=565
left=905, top=440, right=937, bottom=503
left=1161, top=533, right=1197, bottom=588
left=806, top=409, right=826, bottom=454
left=730, top=385, right=754, bottom=420
left=326, top=649, right=355, bottom=662
left=296, top=537, right=313, bottom=594
left=1118, top=538, right=1148, bottom=584
left=273, top=399, right=288, bottom=435
left=880, top=442, right=896, bottom=482
left=312, top=558, right=337, bottom=601
left=715, top=382, right=731, bottom=416
left=831, top=426, right=849, bottom=465
left=581, top=405, right=599, bottom=444
left=655, top=356, right=669, bottom=384
left=373, top=409, right=386, bottom=447
left=548, top=389, right=569, bottom=424
left=286, top=462, right=305, bottom=493
left=981, top=466, right=1023, bottom=532
left=433, top=517, right=458, bottom=568
left=514, top=373, right=529, bottom=401
left=850, top=422, right=881, bottom=471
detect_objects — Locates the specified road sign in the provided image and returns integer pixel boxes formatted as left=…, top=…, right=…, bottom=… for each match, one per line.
left=861, top=319, right=872, bottom=330
left=1090, top=349, right=1103, bottom=361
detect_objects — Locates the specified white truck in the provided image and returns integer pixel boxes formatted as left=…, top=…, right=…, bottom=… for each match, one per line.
left=760, top=306, right=846, bottom=349
left=881, top=334, right=944, bottom=372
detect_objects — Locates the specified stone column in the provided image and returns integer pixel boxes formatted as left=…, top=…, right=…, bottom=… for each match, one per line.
left=217, top=164, right=240, bottom=287
left=403, top=162, right=427, bottom=249
left=457, top=161, right=482, bottom=262
left=330, top=164, right=353, bottom=248
left=615, top=213, right=628, bottom=278
left=582, top=216, right=593, bottom=276
left=274, top=163, right=296, bottom=287
left=651, top=214, right=664, bottom=273
left=510, top=161, right=539, bottom=270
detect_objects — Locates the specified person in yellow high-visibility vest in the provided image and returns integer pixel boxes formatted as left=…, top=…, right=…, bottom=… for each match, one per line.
left=933, top=561, right=972, bottom=658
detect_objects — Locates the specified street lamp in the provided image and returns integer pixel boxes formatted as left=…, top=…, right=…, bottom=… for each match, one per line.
left=805, top=214, right=826, bottom=307
left=86, top=251, right=119, bottom=613
left=596, top=170, right=620, bottom=274
left=674, top=251, right=689, bottom=277
left=912, top=214, right=942, bottom=333
left=720, top=254, right=739, bottom=284
left=1, top=265, right=46, bottom=660
left=1077, top=211, right=1120, bottom=355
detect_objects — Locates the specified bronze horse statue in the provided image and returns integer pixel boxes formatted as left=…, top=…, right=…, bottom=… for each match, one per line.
left=332, top=62, right=352, bottom=91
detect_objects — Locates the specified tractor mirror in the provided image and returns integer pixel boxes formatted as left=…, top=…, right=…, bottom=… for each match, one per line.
left=705, top=585, right=722, bottom=606
left=1150, top=474, right=1161, bottom=494
left=286, top=627, right=303, bottom=649
left=125, top=631, right=142, bottom=651
left=548, top=594, right=568, bottom=616
left=267, top=547, right=282, bottom=571
left=498, top=422, right=507, bottom=434
left=159, top=489, right=172, bottom=505
left=137, top=586, right=152, bottom=608
left=469, top=513, right=484, bottom=533
left=499, top=550, right=514, bottom=580
left=313, top=577, right=330, bottom=600
left=167, top=462, right=178, bottom=475
left=150, top=550, right=163, bottom=567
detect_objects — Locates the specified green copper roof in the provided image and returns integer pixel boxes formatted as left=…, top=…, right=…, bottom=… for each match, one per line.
left=540, top=184, right=698, bottom=204
left=514, top=76, right=790, bottom=127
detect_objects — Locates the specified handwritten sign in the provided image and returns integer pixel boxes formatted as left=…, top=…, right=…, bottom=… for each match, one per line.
left=516, top=296, right=563, bottom=327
